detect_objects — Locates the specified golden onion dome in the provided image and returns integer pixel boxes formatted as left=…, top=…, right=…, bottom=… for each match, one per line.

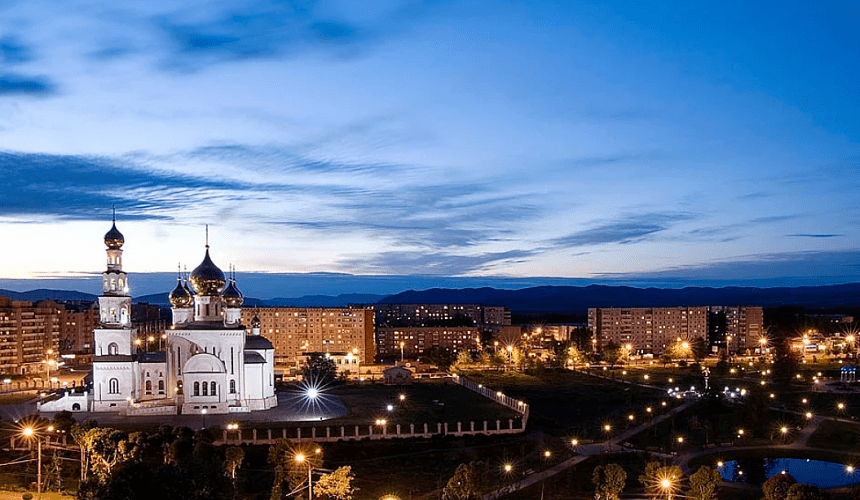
left=104, top=221, right=124, bottom=249
left=169, top=277, right=193, bottom=308
left=222, top=278, right=244, bottom=307
left=189, top=247, right=226, bottom=296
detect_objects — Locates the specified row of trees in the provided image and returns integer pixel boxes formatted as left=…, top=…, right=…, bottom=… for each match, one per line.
left=56, top=421, right=355, bottom=500
left=441, top=460, right=831, bottom=500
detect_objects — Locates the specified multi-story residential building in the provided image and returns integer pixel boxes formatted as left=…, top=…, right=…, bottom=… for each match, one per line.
left=0, top=297, right=63, bottom=375
left=375, top=303, right=510, bottom=327
left=587, top=307, right=708, bottom=355
left=240, top=307, right=374, bottom=367
left=709, top=306, right=764, bottom=354
left=376, top=326, right=481, bottom=359
left=59, top=303, right=100, bottom=365
left=375, top=304, right=512, bottom=359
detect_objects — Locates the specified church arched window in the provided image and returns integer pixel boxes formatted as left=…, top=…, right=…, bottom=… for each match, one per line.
left=145, top=380, right=152, bottom=394
left=202, top=381, right=208, bottom=396
left=109, top=378, right=119, bottom=394
left=210, top=381, right=216, bottom=396
left=108, top=343, right=118, bottom=355
left=229, top=379, right=236, bottom=394
left=158, top=380, right=165, bottom=394
left=193, top=381, right=200, bottom=396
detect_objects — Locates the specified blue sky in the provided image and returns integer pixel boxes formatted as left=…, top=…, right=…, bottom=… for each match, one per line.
left=1, top=1, right=859, bottom=297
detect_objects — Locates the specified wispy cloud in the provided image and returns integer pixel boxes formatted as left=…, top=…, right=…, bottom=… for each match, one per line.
left=152, top=1, right=431, bottom=71
left=749, top=214, right=802, bottom=224
left=602, top=249, right=860, bottom=283
left=338, top=249, right=538, bottom=276
left=550, top=212, right=695, bottom=248
left=787, top=233, right=842, bottom=238
left=0, top=36, right=32, bottom=64
left=0, top=74, right=55, bottom=96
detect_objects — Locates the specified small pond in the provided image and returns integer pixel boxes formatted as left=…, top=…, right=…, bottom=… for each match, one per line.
left=719, top=458, right=860, bottom=488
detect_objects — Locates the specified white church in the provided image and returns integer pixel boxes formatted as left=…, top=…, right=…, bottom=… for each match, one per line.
left=41, top=219, right=277, bottom=415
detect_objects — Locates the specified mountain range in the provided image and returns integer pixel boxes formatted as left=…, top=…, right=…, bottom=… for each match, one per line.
left=3, top=283, right=860, bottom=312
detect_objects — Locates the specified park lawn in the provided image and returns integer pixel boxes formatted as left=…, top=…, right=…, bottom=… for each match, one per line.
left=807, top=419, right=860, bottom=452
left=322, top=380, right=522, bottom=429
left=461, top=369, right=680, bottom=440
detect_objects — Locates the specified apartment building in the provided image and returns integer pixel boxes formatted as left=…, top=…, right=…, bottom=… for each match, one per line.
left=0, top=297, right=63, bottom=375
left=375, top=303, right=510, bottom=327
left=59, top=303, right=100, bottom=365
left=241, top=307, right=374, bottom=366
left=587, top=307, right=709, bottom=355
left=376, top=326, right=481, bottom=359
left=709, top=306, right=764, bottom=354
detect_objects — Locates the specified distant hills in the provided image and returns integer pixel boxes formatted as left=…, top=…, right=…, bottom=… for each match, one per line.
left=380, top=283, right=860, bottom=312
left=4, top=283, right=860, bottom=312
left=0, top=288, right=98, bottom=302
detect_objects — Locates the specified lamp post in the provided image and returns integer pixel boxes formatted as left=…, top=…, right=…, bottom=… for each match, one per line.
left=22, top=426, right=41, bottom=500
left=202, top=408, right=207, bottom=430
left=295, top=448, right=321, bottom=500
left=399, top=342, right=405, bottom=362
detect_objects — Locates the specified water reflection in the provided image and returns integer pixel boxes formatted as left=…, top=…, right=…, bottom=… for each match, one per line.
left=720, top=458, right=860, bottom=488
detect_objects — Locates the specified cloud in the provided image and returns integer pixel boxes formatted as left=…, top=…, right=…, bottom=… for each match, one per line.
left=550, top=212, right=695, bottom=248
left=787, top=233, right=842, bottom=238
left=338, top=249, right=539, bottom=276
left=0, top=147, right=542, bottom=255
left=0, top=73, right=55, bottom=96
left=0, top=150, right=255, bottom=220
left=0, top=36, right=32, bottom=64
left=155, top=2, right=381, bottom=71
left=749, top=214, right=802, bottom=224
left=601, top=249, right=860, bottom=284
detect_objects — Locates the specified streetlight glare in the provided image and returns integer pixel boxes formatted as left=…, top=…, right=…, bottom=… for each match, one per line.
left=307, top=388, right=319, bottom=399
left=22, top=427, right=34, bottom=437
left=295, top=453, right=306, bottom=463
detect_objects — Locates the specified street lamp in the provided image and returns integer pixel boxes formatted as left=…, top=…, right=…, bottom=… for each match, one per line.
left=22, top=426, right=42, bottom=500
left=202, top=408, right=207, bottom=429
left=295, top=452, right=316, bottom=500
left=399, top=342, right=405, bottom=362
left=659, top=477, right=674, bottom=500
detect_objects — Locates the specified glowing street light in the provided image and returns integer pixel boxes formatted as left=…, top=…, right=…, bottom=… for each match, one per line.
left=22, top=426, right=42, bottom=500
left=659, top=476, right=675, bottom=500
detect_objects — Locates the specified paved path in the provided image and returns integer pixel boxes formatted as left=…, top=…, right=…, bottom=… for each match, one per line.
left=481, top=399, right=699, bottom=500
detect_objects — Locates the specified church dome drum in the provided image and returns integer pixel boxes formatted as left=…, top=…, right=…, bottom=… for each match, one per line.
left=190, top=248, right=226, bottom=296
left=104, top=221, right=124, bottom=249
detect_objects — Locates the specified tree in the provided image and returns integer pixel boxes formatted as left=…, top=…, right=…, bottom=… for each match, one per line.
left=601, top=342, right=623, bottom=368
left=639, top=462, right=683, bottom=499
left=489, top=352, right=505, bottom=371
left=690, top=337, right=708, bottom=362
left=453, top=351, right=473, bottom=370
left=224, top=445, right=244, bottom=497
left=443, top=461, right=489, bottom=500
left=786, top=483, right=830, bottom=500
left=78, top=427, right=132, bottom=483
left=302, top=354, right=337, bottom=384
left=315, top=466, right=356, bottom=500
left=568, top=344, right=584, bottom=369
left=224, top=446, right=244, bottom=480
left=592, top=463, right=626, bottom=500
left=762, top=473, right=797, bottom=500
left=687, top=466, right=720, bottom=500
left=425, top=346, right=455, bottom=371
